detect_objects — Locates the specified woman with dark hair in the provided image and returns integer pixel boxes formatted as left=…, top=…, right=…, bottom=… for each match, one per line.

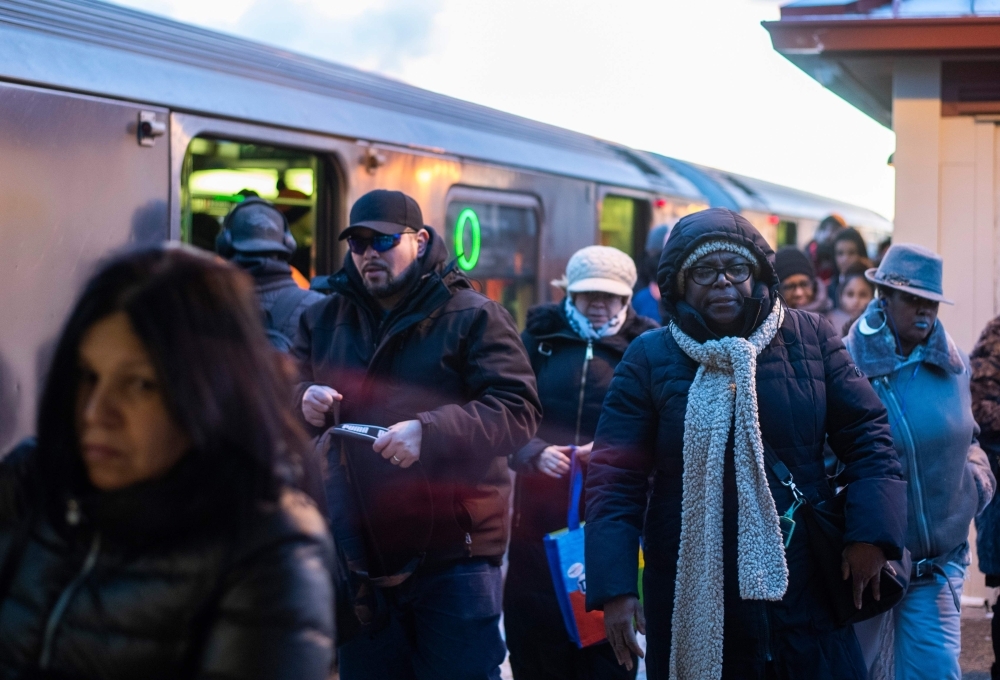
left=828, top=227, right=870, bottom=305
left=0, top=245, right=335, bottom=679
left=826, top=262, right=876, bottom=337
left=584, top=208, right=906, bottom=679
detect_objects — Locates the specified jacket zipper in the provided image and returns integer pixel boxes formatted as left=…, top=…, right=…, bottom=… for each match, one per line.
left=39, top=532, right=101, bottom=669
left=573, top=341, right=594, bottom=446
left=761, top=602, right=773, bottom=664
left=876, top=376, right=932, bottom=556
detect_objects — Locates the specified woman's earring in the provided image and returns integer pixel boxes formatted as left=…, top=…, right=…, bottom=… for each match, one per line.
left=859, top=310, right=887, bottom=336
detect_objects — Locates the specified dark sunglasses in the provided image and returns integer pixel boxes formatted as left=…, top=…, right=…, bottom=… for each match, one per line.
left=346, top=231, right=416, bottom=255
left=687, top=263, right=752, bottom=286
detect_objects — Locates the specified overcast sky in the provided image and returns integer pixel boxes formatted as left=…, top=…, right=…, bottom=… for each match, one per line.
left=112, top=0, right=897, bottom=219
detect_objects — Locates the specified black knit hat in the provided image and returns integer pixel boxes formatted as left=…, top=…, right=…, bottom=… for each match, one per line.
left=774, top=247, right=815, bottom=283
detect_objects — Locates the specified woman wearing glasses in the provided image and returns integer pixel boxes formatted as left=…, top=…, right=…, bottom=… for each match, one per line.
left=504, top=245, right=657, bottom=680
left=584, top=208, right=907, bottom=679
left=0, top=246, right=334, bottom=679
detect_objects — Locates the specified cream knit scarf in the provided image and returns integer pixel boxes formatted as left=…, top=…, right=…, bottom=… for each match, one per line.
left=667, top=299, right=788, bottom=680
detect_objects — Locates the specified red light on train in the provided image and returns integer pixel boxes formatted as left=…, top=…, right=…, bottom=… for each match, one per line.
left=655, top=198, right=668, bottom=209
left=768, top=214, right=780, bottom=225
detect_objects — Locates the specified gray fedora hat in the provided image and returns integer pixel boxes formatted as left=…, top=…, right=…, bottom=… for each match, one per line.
left=865, top=243, right=953, bottom=305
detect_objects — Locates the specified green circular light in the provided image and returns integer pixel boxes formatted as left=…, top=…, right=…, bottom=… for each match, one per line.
left=454, top=208, right=481, bottom=271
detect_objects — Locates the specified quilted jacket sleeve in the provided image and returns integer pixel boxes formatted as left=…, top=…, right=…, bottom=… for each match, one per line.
left=417, top=300, right=542, bottom=463
left=196, top=494, right=335, bottom=680
left=583, top=337, right=657, bottom=609
left=820, top=317, right=907, bottom=559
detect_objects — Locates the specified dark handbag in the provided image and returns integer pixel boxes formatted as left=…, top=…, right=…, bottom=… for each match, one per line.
left=762, top=442, right=911, bottom=626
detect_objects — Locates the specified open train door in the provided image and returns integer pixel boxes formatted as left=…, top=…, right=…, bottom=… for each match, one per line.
left=0, top=82, right=169, bottom=453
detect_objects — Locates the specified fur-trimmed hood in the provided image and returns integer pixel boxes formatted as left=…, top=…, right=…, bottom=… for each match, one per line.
left=845, top=299, right=965, bottom=379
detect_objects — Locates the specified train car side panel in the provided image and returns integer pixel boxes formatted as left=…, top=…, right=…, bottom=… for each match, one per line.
left=0, top=82, right=169, bottom=452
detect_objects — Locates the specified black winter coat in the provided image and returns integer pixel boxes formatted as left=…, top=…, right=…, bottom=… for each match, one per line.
left=584, top=209, right=907, bottom=680
left=0, top=444, right=335, bottom=680
left=508, top=304, right=656, bottom=589
left=235, top=256, right=324, bottom=342
left=293, top=229, right=541, bottom=578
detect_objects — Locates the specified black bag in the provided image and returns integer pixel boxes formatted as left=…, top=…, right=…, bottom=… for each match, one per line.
left=763, top=442, right=910, bottom=626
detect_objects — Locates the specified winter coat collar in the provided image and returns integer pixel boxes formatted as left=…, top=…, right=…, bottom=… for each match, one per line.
left=327, top=227, right=464, bottom=342
left=524, top=303, right=657, bottom=353
left=233, top=254, right=295, bottom=290
left=846, top=299, right=965, bottom=378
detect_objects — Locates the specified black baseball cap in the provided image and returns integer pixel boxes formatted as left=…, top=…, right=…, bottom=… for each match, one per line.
left=340, top=189, right=425, bottom=240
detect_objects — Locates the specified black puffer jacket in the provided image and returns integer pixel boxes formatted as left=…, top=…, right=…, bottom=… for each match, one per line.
left=293, top=228, right=541, bottom=577
left=0, top=443, right=335, bottom=680
left=584, top=209, right=907, bottom=680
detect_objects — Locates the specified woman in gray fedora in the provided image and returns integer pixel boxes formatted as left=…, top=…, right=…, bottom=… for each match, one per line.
left=844, top=243, right=996, bottom=680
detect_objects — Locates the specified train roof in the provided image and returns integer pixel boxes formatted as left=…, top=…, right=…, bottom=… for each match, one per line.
left=649, top=153, right=893, bottom=237
left=0, top=0, right=703, bottom=199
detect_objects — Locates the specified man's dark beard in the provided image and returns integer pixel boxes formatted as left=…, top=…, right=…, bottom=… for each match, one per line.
left=364, top=258, right=421, bottom=300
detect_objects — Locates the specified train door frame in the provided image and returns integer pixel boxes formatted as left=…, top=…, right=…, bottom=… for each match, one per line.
left=595, top=186, right=654, bottom=263
left=169, top=112, right=350, bottom=275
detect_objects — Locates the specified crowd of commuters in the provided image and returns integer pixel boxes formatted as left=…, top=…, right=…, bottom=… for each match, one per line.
left=3, top=190, right=1000, bottom=680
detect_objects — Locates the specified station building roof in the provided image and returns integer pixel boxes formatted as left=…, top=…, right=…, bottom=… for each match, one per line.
left=764, top=0, right=1000, bottom=127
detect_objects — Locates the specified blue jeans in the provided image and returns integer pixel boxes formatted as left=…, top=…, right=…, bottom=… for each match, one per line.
left=339, top=558, right=506, bottom=680
left=894, top=559, right=966, bottom=680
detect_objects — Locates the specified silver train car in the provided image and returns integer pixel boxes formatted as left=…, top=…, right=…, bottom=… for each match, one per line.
left=0, top=0, right=890, bottom=453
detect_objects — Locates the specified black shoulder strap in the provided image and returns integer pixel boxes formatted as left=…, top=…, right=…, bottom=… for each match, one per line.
left=269, top=287, right=311, bottom=334
left=760, top=439, right=808, bottom=505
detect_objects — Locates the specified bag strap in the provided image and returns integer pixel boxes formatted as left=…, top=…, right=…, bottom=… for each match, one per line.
left=760, top=440, right=807, bottom=506
left=269, top=286, right=311, bottom=334
left=566, top=446, right=584, bottom=530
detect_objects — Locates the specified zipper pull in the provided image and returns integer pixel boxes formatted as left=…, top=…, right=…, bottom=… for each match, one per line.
left=465, top=532, right=472, bottom=545
left=585, top=341, right=593, bottom=361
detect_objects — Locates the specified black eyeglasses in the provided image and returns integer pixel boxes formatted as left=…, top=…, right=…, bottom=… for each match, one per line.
left=687, top=263, right=752, bottom=286
left=346, top=231, right=416, bottom=255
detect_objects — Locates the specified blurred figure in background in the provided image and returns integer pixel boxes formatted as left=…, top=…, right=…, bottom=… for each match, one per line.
left=826, top=262, right=876, bottom=337
left=632, top=225, right=669, bottom=323
left=807, top=213, right=846, bottom=284
left=845, top=244, right=995, bottom=680
left=0, top=246, right=335, bottom=679
left=505, top=245, right=656, bottom=680
left=828, top=227, right=870, bottom=305
left=970, top=315, right=1000, bottom=680
left=216, top=197, right=322, bottom=351
left=774, top=245, right=832, bottom=314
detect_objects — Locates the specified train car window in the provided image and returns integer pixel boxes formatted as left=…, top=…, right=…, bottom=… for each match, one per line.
left=445, top=195, right=539, bottom=328
left=776, top=220, right=798, bottom=247
left=181, top=137, right=336, bottom=280
left=600, top=195, right=651, bottom=260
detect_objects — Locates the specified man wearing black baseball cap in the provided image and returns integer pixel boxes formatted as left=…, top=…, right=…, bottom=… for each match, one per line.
left=293, top=189, right=541, bottom=679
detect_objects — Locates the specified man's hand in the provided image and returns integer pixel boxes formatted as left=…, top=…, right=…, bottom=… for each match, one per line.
left=302, top=385, right=342, bottom=427
left=537, top=445, right=572, bottom=478
left=604, top=594, right=645, bottom=670
left=842, top=542, right=893, bottom=609
left=373, top=420, right=422, bottom=469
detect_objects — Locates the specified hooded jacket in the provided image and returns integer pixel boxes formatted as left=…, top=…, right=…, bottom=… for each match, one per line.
left=846, top=300, right=995, bottom=564
left=0, top=441, right=335, bottom=680
left=584, top=208, right=905, bottom=679
left=235, top=255, right=323, bottom=343
left=292, top=228, right=541, bottom=577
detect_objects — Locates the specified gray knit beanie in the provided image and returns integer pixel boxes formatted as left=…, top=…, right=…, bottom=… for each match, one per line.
left=553, top=245, right=637, bottom=298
